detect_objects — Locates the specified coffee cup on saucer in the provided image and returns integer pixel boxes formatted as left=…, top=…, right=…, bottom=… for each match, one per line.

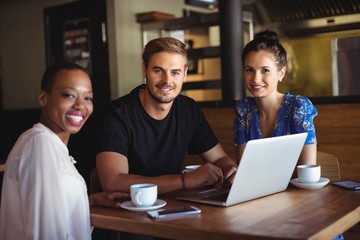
left=182, top=164, right=201, bottom=173
left=297, top=164, right=321, bottom=183
left=130, top=183, right=157, bottom=207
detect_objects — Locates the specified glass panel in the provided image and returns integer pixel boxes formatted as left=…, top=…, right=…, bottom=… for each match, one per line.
left=277, top=30, right=360, bottom=97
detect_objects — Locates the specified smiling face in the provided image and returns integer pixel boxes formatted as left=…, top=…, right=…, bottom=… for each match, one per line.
left=243, top=50, right=286, bottom=98
left=143, top=51, right=188, bottom=104
left=39, top=69, right=93, bottom=143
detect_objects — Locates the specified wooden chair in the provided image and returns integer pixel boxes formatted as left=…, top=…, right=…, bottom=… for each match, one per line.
left=317, top=151, right=341, bottom=181
left=90, top=168, right=103, bottom=194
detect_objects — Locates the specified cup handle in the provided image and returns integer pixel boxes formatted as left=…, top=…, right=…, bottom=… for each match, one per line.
left=135, top=191, right=142, bottom=205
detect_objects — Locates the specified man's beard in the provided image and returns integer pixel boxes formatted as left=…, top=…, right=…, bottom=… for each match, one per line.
left=147, top=86, right=177, bottom=104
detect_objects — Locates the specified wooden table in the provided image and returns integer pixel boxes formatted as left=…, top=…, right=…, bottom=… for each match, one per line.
left=90, top=185, right=360, bottom=240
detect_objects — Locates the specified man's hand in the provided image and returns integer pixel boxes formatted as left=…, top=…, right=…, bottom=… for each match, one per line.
left=223, top=166, right=237, bottom=187
left=183, top=163, right=224, bottom=189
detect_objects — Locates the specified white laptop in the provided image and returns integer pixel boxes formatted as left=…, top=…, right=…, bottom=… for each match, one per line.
left=177, top=133, right=308, bottom=207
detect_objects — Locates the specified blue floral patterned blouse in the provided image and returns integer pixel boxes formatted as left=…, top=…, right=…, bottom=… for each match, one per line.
left=234, top=93, right=318, bottom=146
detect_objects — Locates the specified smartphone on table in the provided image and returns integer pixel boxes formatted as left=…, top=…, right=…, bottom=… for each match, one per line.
left=331, top=180, right=360, bottom=190
left=147, top=206, right=201, bottom=219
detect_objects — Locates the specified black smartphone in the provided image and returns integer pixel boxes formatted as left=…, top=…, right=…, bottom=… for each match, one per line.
left=147, top=206, right=201, bottom=219
left=331, top=180, right=360, bottom=190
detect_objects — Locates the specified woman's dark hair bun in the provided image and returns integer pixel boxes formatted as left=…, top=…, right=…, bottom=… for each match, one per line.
left=254, top=29, right=279, bottom=43
left=241, top=29, right=287, bottom=69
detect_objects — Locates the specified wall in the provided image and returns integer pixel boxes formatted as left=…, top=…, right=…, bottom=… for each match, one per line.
left=187, top=103, right=360, bottom=181
left=0, top=0, right=76, bottom=110
left=315, top=103, right=360, bottom=181
left=0, top=0, right=185, bottom=110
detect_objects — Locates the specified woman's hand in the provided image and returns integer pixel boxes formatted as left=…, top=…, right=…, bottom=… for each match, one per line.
left=89, top=191, right=130, bottom=208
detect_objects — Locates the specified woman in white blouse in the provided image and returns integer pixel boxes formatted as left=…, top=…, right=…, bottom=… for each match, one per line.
left=0, top=63, right=128, bottom=240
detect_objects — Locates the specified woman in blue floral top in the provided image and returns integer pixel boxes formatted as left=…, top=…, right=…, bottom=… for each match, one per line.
left=234, top=29, right=318, bottom=167
left=234, top=29, right=345, bottom=240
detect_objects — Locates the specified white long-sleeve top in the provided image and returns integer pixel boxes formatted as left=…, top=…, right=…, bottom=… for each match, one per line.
left=0, top=123, right=91, bottom=240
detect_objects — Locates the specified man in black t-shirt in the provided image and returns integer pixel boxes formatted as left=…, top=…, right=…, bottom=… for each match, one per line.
left=96, top=37, right=237, bottom=195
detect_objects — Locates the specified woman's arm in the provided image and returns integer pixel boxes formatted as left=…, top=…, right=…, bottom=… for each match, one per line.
left=89, top=191, right=129, bottom=207
left=291, top=143, right=317, bottom=178
left=298, top=144, right=317, bottom=165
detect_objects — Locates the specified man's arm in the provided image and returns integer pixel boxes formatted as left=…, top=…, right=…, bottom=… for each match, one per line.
left=96, top=151, right=225, bottom=194
left=96, top=151, right=181, bottom=194
left=199, top=143, right=238, bottom=185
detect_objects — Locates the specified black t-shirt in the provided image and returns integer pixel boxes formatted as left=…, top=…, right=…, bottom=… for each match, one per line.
left=96, top=85, right=218, bottom=176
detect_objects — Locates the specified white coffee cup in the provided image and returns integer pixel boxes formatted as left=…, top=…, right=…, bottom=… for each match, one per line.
left=130, top=183, right=157, bottom=207
left=183, top=164, right=201, bottom=173
left=297, top=164, right=321, bottom=183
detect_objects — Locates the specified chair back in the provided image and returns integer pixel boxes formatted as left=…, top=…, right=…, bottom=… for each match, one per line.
left=90, top=168, right=103, bottom=193
left=317, top=151, right=341, bottom=181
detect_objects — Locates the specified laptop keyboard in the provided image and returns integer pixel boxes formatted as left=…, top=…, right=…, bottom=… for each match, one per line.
left=202, top=192, right=229, bottom=202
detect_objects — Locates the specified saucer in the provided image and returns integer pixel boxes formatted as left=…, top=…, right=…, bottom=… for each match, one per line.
left=290, top=177, right=330, bottom=189
left=120, top=199, right=167, bottom=212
